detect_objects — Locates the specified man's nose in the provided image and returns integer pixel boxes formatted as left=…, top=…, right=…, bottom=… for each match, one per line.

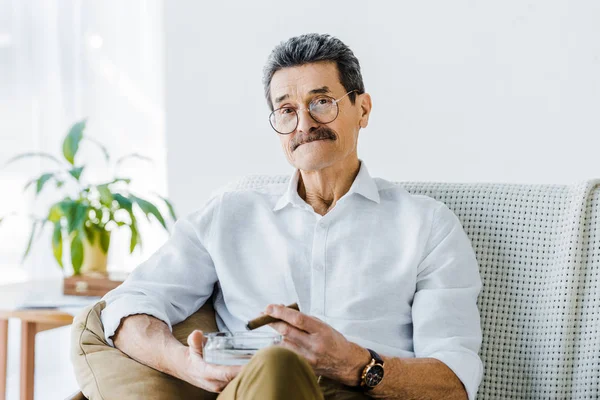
left=296, top=108, right=319, bottom=133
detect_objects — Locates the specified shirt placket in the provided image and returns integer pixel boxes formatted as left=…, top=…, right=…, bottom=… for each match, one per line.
left=310, top=217, right=328, bottom=317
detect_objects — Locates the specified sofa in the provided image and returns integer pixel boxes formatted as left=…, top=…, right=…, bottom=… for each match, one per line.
left=71, top=177, right=600, bottom=399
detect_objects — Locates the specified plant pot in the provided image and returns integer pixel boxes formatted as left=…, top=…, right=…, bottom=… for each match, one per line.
left=80, top=232, right=110, bottom=276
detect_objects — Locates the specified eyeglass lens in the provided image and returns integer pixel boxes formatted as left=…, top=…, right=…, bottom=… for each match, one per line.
left=269, top=96, right=338, bottom=134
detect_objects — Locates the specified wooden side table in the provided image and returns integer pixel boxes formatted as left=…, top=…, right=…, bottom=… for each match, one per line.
left=0, top=310, right=74, bottom=400
left=0, top=279, right=103, bottom=400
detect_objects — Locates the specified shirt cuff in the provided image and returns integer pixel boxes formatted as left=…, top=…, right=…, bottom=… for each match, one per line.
left=100, top=296, right=172, bottom=348
left=428, top=351, right=483, bottom=400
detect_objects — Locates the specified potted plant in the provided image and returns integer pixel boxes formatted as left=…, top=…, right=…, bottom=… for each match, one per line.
left=0, top=119, right=176, bottom=279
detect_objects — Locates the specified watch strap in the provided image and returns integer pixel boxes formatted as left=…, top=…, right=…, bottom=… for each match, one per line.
left=367, top=348, right=384, bottom=365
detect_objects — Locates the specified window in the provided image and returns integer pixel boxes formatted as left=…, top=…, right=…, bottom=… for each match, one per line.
left=0, top=1, right=167, bottom=283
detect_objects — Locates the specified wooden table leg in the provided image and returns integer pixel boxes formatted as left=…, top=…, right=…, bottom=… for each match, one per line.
left=0, top=318, right=8, bottom=400
left=20, top=321, right=36, bottom=400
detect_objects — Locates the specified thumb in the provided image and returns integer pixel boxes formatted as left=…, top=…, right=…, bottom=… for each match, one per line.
left=187, top=330, right=204, bottom=355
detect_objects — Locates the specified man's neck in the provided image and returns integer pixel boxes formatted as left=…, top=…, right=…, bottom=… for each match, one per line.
left=297, top=156, right=361, bottom=216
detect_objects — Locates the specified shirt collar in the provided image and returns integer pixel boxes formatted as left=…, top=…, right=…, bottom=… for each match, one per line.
left=273, top=160, right=380, bottom=212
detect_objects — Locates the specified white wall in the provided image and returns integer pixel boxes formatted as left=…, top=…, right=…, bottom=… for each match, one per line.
left=165, top=0, right=600, bottom=217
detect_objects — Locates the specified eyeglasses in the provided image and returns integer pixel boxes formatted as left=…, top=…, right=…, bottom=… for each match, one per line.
left=269, top=90, right=357, bottom=135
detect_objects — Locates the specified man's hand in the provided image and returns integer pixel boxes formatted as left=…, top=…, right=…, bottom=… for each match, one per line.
left=265, top=304, right=370, bottom=386
left=181, top=330, right=242, bottom=393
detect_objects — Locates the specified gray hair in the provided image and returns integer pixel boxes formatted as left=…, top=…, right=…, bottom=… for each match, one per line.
left=262, top=33, right=365, bottom=111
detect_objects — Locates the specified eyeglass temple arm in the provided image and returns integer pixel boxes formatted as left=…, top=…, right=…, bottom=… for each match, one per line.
left=334, top=90, right=358, bottom=104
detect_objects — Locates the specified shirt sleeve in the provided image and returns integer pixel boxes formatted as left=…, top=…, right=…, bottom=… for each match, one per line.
left=100, top=195, right=221, bottom=347
left=412, top=202, right=484, bottom=400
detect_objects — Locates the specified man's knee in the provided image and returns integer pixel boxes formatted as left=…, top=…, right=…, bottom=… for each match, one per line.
left=250, top=345, right=314, bottom=377
left=231, top=346, right=322, bottom=400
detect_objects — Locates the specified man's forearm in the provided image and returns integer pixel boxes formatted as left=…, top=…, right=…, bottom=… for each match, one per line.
left=112, top=314, right=188, bottom=381
left=369, top=357, right=467, bottom=400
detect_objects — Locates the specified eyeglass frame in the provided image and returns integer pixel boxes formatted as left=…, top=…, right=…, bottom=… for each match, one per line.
left=268, top=90, right=358, bottom=135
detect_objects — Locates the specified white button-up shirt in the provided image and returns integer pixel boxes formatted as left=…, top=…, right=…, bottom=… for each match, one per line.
left=101, top=161, right=483, bottom=399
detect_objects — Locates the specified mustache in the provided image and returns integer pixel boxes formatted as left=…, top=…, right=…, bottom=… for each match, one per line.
left=290, top=127, right=337, bottom=152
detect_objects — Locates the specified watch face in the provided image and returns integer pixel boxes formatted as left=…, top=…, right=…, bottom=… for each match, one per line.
left=365, top=364, right=384, bottom=387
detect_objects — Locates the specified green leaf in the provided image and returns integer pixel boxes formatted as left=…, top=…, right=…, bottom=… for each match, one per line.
left=3, top=152, right=62, bottom=169
left=47, top=204, right=63, bottom=223
left=68, top=166, right=85, bottom=180
left=70, top=234, right=84, bottom=275
left=121, top=201, right=140, bottom=253
left=57, top=199, right=77, bottom=216
left=112, top=193, right=140, bottom=253
left=52, top=222, right=63, bottom=268
left=129, top=218, right=140, bottom=253
left=36, top=173, right=54, bottom=194
left=97, top=184, right=114, bottom=207
left=83, top=225, right=96, bottom=244
left=62, top=119, right=86, bottom=165
left=99, top=230, right=111, bottom=254
left=130, top=194, right=167, bottom=229
left=155, top=193, right=177, bottom=222
left=85, top=137, right=110, bottom=162
left=106, top=177, right=132, bottom=185
left=23, top=178, right=36, bottom=192
left=94, top=208, right=104, bottom=224
left=67, top=203, right=89, bottom=234
left=22, top=220, right=40, bottom=262
left=113, top=193, right=133, bottom=212
left=116, top=153, right=153, bottom=167
left=23, top=173, right=55, bottom=194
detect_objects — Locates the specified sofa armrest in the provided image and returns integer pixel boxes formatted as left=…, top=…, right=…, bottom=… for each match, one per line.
left=70, top=300, right=218, bottom=400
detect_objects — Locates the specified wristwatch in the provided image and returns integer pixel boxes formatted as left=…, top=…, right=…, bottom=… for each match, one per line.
left=360, top=349, right=385, bottom=390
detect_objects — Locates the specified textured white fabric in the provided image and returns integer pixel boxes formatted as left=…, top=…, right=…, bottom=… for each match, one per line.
left=402, top=180, right=600, bottom=400
left=101, top=163, right=483, bottom=398
left=234, top=176, right=600, bottom=400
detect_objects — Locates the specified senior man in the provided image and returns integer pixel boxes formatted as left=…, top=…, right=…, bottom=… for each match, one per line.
left=101, top=33, right=483, bottom=399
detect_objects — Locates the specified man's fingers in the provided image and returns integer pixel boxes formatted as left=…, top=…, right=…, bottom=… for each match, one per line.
left=265, top=304, right=321, bottom=333
left=269, top=321, right=311, bottom=347
left=202, top=378, right=229, bottom=393
left=279, top=338, right=302, bottom=355
left=187, top=330, right=204, bottom=354
left=204, top=362, right=242, bottom=382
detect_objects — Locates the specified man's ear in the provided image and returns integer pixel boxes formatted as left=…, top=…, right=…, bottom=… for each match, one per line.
left=358, top=93, right=372, bottom=129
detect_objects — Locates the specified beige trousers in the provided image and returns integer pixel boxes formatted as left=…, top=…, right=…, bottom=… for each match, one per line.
left=217, top=346, right=370, bottom=400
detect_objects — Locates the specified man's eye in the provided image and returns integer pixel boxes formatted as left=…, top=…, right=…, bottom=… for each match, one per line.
left=312, top=98, right=333, bottom=107
left=279, top=108, right=294, bottom=115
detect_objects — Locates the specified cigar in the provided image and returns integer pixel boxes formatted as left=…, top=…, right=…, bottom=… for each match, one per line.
left=246, top=303, right=299, bottom=330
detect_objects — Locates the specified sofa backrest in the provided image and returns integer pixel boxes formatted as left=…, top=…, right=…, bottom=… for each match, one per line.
left=401, top=180, right=600, bottom=400
left=232, top=176, right=600, bottom=400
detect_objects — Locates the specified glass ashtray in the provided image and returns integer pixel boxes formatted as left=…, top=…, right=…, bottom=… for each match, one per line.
left=203, top=331, right=283, bottom=365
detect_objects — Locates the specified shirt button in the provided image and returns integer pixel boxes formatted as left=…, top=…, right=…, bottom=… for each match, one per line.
left=313, top=263, right=323, bottom=271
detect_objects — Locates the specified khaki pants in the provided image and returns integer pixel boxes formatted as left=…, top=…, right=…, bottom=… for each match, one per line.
left=217, top=346, right=370, bottom=400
